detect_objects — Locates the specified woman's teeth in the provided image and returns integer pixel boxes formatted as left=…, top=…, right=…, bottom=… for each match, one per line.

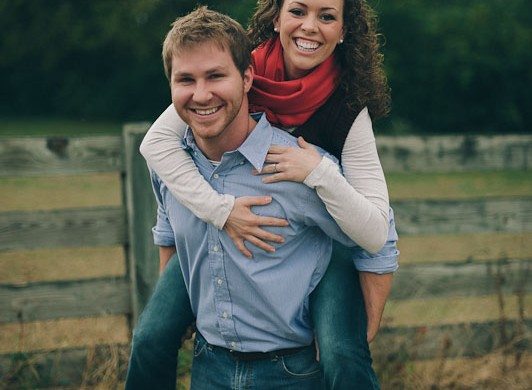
left=295, top=38, right=320, bottom=52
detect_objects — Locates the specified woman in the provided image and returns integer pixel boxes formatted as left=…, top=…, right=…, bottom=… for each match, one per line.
left=132, top=1, right=397, bottom=388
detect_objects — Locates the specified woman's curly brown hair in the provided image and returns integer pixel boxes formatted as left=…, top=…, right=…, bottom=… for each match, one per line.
left=247, top=0, right=391, bottom=120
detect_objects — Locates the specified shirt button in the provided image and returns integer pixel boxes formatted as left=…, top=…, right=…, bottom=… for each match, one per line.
left=217, top=278, right=223, bottom=285
left=213, top=173, right=220, bottom=179
left=222, top=311, right=228, bottom=319
left=213, top=245, right=219, bottom=252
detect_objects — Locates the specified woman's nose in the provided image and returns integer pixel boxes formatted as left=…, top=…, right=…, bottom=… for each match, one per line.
left=301, top=15, right=318, bottom=33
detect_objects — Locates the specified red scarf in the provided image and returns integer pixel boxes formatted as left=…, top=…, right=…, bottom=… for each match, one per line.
left=249, top=37, right=340, bottom=128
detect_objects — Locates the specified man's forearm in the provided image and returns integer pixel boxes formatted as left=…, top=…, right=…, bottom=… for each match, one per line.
left=359, top=272, right=393, bottom=343
left=159, top=246, right=177, bottom=274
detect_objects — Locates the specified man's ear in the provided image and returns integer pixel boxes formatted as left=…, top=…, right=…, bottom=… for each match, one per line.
left=243, top=65, right=254, bottom=93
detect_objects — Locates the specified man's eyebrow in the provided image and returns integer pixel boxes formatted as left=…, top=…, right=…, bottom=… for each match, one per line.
left=173, top=66, right=228, bottom=78
left=206, top=66, right=228, bottom=74
left=172, top=70, right=194, bottom=79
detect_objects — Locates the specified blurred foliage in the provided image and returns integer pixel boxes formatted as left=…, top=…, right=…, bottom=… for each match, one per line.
left=0, top=0, right=530, bottom=134
left=374, top=0, right=531, bottom=134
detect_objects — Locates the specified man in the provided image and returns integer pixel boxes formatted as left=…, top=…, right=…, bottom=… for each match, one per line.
left=128, top=7, right=397, bottom=389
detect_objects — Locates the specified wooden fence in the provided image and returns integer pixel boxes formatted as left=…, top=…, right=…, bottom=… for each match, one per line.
left=0, top=129, right=530, bottom=386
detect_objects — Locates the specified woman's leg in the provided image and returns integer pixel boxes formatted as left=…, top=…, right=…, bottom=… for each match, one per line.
left=310, top=243, right=380, bottom=389
left=126, top=254, right=194, bottom=389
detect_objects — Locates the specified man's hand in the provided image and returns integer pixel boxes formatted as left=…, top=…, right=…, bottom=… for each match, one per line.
left=224, top=196, right=289, bottom=258
left=359, top=272, right=393, bottom=343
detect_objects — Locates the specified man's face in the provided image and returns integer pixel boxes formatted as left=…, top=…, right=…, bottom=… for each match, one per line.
left=170, top=41, right=253, bottom=143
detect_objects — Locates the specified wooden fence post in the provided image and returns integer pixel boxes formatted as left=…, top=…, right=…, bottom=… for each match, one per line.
left=122, top=123, right=159, bottom=326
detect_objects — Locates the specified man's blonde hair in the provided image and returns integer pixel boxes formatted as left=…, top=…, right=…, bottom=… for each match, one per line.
left=162, top=6, right=252, bottom=80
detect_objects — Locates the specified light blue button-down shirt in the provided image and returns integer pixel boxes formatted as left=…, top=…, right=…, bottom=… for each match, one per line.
left=151, top=113, right=399, bottom=352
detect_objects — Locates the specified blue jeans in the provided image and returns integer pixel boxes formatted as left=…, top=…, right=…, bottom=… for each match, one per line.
left=191, top=333, right=323, bottom=389
left=126, top=244, right=379, bottom=389
left=311, top=242, right=380, bottom=389
left=125, top=254, right=194, bottom=389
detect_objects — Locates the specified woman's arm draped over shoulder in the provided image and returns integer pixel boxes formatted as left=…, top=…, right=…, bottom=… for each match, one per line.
left=303, top=107, right=389, bottom=253
left=139, top=104, right=234, bottom=229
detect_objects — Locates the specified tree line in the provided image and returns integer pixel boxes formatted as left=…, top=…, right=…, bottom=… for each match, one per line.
left=0, top=0, right=529, bottom=134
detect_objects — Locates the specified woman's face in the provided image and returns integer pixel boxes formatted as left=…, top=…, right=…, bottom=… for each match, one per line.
left=274, top=0, right=344, bottom=80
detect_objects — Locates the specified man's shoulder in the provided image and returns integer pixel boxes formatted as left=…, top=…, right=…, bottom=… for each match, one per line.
left=269, top=126, right=299, bottom=147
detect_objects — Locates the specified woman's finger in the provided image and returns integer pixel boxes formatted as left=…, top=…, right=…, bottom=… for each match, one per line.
left=254, top=214, right=289, bottom=227
left=297, top=136, right=312, bottom=149
left=251, top=227, right=285, bottom=243
left=264, top=154, right=283, bottom=164
left=233, top=237, right=252, bottom=258
left=268, top=145, right=290, bottom=154
left=238, top=195, right=272, bottom=207
left=253, top=163, right=279, bottom=175
left=245, top=235, right=276, bottom=253
left=261, top=173, right=287, bottom=184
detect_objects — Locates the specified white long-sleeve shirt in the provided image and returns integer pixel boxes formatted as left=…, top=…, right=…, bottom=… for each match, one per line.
left=140, top=104, right=390, bottom=254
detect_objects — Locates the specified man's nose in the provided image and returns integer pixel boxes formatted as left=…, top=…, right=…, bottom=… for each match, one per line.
left=192, top=81, right=213, bottom=103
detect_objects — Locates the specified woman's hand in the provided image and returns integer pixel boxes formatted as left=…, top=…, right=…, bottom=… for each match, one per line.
left=256, top=137, right=322, bottom=183
left=224, top=196, right=289, bottom=258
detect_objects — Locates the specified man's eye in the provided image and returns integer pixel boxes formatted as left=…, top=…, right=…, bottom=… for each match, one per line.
left=288, top=8, right=304, bottom=17
left=209, top=73, right=224, bottom=79
left=177, top=78, right=193, bottom=84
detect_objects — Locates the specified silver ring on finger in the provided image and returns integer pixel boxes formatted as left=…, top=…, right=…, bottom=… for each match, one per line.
left=275, top=163, right=280, bottom=173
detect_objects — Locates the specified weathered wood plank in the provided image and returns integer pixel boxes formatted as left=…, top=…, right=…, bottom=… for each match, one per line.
left=391, top=259, right=530, bottom=300
left=0, top=206, right=127, bottom=251
left=122, top=124, right=159, bottom=325
left=373, top=319, right=530, bottom=361
left=0, top=277, right=130, bottom=323
left=394, top=197, right=532, bottom=235
left=0, top=344, right=129, bottom=388
left=0, top=135, right=125, bottom=176
left=1, top=134, right=530, bottom=176
left=1, top=198, right=529, bottom=253
left=378, top=135, right=532, bottom=172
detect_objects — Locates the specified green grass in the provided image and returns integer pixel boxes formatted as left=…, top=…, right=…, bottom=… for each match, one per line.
left=388, top=170, right=532, bottom=200
left=0, top=118, right=122, bottom=137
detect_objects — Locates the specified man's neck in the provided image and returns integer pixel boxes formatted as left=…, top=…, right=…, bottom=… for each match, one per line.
left=196, top=115, right=257, bottom=161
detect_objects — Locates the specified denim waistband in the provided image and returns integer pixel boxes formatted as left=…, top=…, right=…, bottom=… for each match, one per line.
left=196, top=332, right=313, bottom=361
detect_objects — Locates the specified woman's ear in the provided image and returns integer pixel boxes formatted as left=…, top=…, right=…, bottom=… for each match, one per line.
left=273, top=17, right=280, bottom=32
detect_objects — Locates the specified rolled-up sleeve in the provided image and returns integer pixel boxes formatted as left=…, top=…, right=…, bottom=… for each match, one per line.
left=352, top=208, right=399, bottom=274
left=150, top=170, right=176, bottom=247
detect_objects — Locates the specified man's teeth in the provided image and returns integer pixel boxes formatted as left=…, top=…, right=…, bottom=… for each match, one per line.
left=295, top=39, right=320, bottom=52
left=194, top=107, right=219, bottom=116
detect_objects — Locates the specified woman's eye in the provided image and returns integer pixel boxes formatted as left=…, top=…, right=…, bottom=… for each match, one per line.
left=320, top=13, right=336, bottom=22
left=288, top=8, right=304, bottom=17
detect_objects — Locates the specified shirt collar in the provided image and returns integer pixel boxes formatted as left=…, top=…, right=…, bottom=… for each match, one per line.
left=182, top=113, right=273, bottom=172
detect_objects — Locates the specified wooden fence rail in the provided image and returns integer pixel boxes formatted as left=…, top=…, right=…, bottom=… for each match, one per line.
left=0, top=131, right=530, bottom=387
left=1, top=133, right=530, bottom=176
left=2, top=199, right=531, bottom=252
